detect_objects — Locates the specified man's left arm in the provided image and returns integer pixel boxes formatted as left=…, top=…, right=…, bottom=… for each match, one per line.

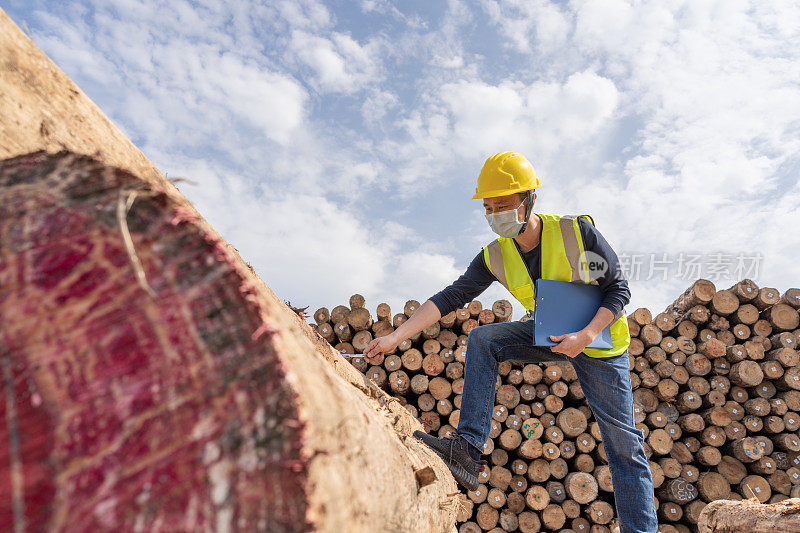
left=583, top=216, right=631, bottom=334
left=549, top=217, right=631, bottom=357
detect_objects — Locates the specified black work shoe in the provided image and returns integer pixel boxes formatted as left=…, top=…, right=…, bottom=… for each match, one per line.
left=412, top=430, right=488, bottom=491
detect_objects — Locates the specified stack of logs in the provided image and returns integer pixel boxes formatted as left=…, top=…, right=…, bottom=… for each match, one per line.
left=312, top=279, right=800, bottom=532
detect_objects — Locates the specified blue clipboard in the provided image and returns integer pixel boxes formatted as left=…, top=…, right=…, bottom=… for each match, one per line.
left=532, top=278, right=614, bottom=349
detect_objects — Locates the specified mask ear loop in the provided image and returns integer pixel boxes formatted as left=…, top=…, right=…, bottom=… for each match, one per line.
left=517, top=190, right=535, bottom=234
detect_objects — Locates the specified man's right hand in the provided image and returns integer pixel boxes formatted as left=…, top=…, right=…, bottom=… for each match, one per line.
left=364, top=333, right=400, bottom=363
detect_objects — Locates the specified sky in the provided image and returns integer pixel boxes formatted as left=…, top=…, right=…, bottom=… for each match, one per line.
left=5, top=0, right=800, bottom=321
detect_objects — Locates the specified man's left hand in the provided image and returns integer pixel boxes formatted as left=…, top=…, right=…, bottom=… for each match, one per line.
left=549, top=330, right=594, bottom=358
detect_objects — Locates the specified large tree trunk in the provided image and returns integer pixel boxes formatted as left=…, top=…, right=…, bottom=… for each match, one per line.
left=0, top=9, right=459, bottom=533
left=698, top=498, right=800, bottom=532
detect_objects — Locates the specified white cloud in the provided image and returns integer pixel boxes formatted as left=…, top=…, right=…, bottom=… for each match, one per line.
left=176, top=171, right=463, bottom=316
left=289, top=30, right=381, bottom=94
left=432, top=55, right=465, bottom=69
left=31, top=4, right=310, bottom=153
left=277, top=0, right=332, bottom=31
left=360, top=0, right=428, bottom=30
left=30, top=12, right=117, bottom=84
left=207, top=55, right=308, bottom=145
left=481, top=0, right=571, bottom=54
left=361, top=89, right=398, bottom=123
left=385, top=71, right=619, bottom=194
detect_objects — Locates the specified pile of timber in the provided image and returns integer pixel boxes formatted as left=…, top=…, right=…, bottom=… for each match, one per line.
left=313, top=279, right=800, bottom=532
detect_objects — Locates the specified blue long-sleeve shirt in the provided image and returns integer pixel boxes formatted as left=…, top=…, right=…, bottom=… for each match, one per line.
left=429, top=215, right=631, bottom=318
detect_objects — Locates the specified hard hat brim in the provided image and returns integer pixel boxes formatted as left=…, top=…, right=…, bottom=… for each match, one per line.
left=472, top=186, right=537, bottom=200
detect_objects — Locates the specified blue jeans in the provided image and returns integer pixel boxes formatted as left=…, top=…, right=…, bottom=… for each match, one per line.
left=457, top=321, right=658, bottom=533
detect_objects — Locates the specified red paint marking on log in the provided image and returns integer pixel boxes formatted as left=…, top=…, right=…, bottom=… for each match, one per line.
left=63, top=356, right=91, bottom=404
left=102, top=241, right=129, bottom=268
left=15, top=250, right=25, bottom=290
left=169, top=205, right=199, bottom=226
left=29, top=239, right=94, bottom=290
left=2, top=219, right=26, bottom=255
left=0, top=348, right=56, bottom=532
left=0, top=259, right=9, bottom=305
left=252, top=323, right=277, bottom=341
left=62, top=400, right=124, bottom=458
left=102, top=319, right=151, bottom=380
left=28, top=208, right=92, bottom=251
left=278, top=459, right=307, bottom=473
left=55, top=266, right=108, bottom=304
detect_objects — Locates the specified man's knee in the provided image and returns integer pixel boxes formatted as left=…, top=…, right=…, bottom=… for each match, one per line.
left=603, top=425, right=646, bottom=458
left=467, top=324, right=489, bottom=342
left=467, top=324, right=499, bottom=357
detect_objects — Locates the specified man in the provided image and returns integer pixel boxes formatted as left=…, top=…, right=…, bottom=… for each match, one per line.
left=365, top=152, right=658, bottom=533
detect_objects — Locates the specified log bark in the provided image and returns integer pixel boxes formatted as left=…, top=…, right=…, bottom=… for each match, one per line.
left=711, top=290, right=740, bottom=316
left=0, top=13, right=460, bottom=531
left=564, top=472, right=598, bottom=504
left=376, top=302, right=392, bottom=322
left=781, top=288, right=800, bottom=309
left=314, top=307, right=331, bottom=325
left=404, top=300, right=421, bottom=317
left=698, top=497, right=800, bottom=533
left=666, top=280, right=716, bottom=314
left=348, top=307, right=374, bottom=332
left=697, top=472, right=731, bottom=502
left=764, top=304, right=800, bottom=332
left=658, top=478, right=699, bottom=504
left=331, top=305, right=351, bottom=326
left=492, top=300, right=513, bottom=322
left=754, top=288, right=782, bottom=310
left=730, top=361, right=765, bottom=387
left=632, top=308, right=653, bottom=325
left=349, top=293, right=366, bottom=309
left=729, top=279, right=759, bottom=303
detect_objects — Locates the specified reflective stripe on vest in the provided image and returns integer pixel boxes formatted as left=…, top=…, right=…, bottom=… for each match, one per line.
left=482, top=213, right=630, bottom=358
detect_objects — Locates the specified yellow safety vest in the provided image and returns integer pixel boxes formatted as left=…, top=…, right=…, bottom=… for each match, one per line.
left=482, top=213, right=630, bottom=358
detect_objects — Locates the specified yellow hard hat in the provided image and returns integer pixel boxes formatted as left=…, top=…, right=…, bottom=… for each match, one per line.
left=472, top=152, right=540, bottom=199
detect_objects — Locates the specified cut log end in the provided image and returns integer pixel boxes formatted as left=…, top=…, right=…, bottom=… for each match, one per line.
left=0, top=147, right=458, bottom=533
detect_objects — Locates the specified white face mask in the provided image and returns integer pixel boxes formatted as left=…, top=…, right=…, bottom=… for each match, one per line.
left=485, top=200, right=527, bottom=238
